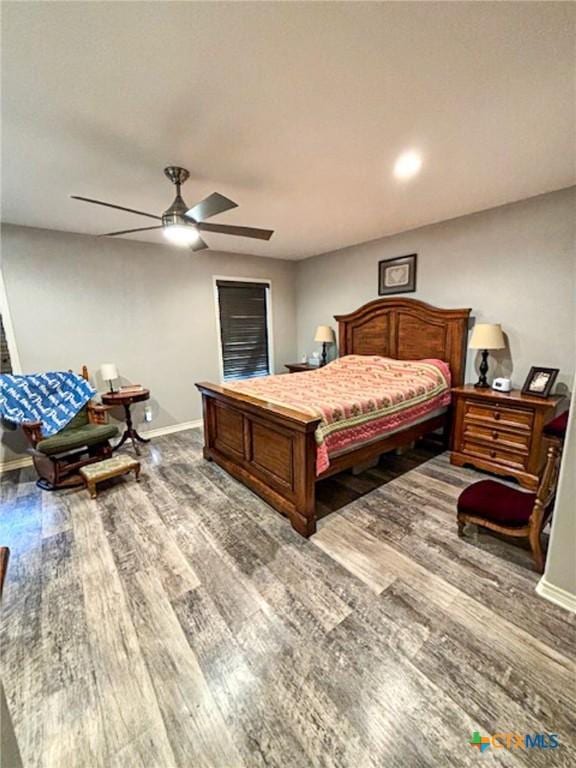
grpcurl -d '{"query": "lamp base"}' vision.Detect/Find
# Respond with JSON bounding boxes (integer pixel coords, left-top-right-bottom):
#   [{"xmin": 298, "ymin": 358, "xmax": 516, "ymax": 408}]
[
  {"xmin": 320, "ymin": 342, "xmax": 328, "ymax": 367},
  {"xmin": 474, "ymin": 349, "xmax": 490, "ymax": 388}
]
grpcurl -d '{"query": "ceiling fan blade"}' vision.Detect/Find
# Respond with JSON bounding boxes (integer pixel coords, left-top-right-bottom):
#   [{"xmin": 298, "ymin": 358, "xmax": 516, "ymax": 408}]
[
  {"xmin": 197, "ymin": 222, "xmax": 274, "ymax": 241},
  {"xmin": 98, "ymin": 226, "xmax": 163, "ymax": 237},
  {"xmin": 191, "ymin": 235, "xmax": 209, "ymax": 252},
  {"xmin": 71, "ymin": 195, "xmax": 161, "ymax": 221},
  {"xmin": 185, "ymin": 192, "xmax": 238, "ymax": 222}
]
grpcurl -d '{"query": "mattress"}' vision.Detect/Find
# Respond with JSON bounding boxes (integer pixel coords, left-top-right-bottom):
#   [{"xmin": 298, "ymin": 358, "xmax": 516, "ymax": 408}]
[{"xmin": 225, "ymin": 354, "xmax": 452, "ymax": 474}]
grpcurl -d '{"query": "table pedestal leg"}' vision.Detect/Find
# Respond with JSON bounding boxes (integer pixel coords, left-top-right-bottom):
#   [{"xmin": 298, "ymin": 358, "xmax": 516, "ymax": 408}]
[{"xmin": 113, "ymin": 403, "xmax": 150, "ymax": 455}]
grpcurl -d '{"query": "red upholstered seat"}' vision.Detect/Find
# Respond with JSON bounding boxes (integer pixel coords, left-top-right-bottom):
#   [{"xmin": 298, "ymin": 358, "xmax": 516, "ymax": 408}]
[
  {"xmin": 457, "ymin": 480, "xmax": 536, "ymax": 528},
  {"xmin": 544, "ymin": 410, "xmax": 569, "ymax": 439}
]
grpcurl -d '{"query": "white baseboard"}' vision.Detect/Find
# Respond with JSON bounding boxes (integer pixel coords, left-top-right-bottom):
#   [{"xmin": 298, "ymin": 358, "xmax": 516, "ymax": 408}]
[
  {"xmin": 0, "ymin": 455, "xmax": 33, "ymax": 473},
  {"xmin": 139, "ymin": 419, "xmax": 203, "ymax": 439},
  {"xmin": 536, "ymin": 576, "xmax": 576, "ymax": 614},
  {"xmin": 0, "ymin": 419, "xmax": 203, "ymax": 474}
]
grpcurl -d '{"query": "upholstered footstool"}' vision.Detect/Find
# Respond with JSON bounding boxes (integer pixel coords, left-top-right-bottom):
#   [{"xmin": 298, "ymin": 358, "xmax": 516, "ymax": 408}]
[{"xmin": 80, "ymin": 455, "xmax": 140, "ymax": 498}]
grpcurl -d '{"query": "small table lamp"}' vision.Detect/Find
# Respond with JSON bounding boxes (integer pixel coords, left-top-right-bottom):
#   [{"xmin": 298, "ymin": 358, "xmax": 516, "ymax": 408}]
[
  {"xmin": 100, "ymin": 363, "xmax": 119, "ymax": 393},
  {"xmin": 314, "ymin": 325, "xmax": 336, "ymax": 367},
  {"xmin": 469, "ymin": 324, "xmax": 505, "ymax": 388}
]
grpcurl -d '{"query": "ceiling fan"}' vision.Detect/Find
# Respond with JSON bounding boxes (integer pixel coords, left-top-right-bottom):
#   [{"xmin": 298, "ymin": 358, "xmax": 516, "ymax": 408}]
[{"xmin": 70, "ymin": 166, "xmax": 274, "ymax": 250}]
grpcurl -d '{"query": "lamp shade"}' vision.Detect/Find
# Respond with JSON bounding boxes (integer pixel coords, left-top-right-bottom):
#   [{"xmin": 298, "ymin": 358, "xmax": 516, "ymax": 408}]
[
  {"xmin": 469, "ymin": 324, "xmax": 505, "ymax": 350},
  {"xmin": 314, "ymin": 325, "xmax": 335, "ymax": 344},
  {"xmin": 100, "ymin": 363, "xmax": 118, "ymax": 382}
]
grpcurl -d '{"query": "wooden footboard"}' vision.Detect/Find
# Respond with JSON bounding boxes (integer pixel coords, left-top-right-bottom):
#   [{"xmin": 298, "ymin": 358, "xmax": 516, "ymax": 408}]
[
  {"xmin": 196, "ymin": 382, "xmax": 322, "ymax": 536},
  {"xmin": 196, "ymin": 382, "xmax": 449, "ymax": 536}
]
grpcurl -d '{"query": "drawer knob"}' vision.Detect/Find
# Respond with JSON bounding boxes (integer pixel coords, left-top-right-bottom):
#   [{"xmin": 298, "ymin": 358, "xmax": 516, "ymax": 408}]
[
  {"xmin": 490, "ymin": 450, "xmax": 497, "ymax": 458},
  {"xmin": 494, "ymin": 412, "xmax": 501, "ymax": 421},
  {"xmin": 492, "ymin": 431, "xmax": 499, "ymax": 440}
]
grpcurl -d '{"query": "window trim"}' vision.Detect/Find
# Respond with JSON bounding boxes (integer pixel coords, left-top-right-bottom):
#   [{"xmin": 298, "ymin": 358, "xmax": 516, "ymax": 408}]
[
  {"xmin": 0, "ymin": 266, "xmax": 22, "ymax": 374},
  {"xmin": 212, "ymin": 275, "xmax": 275, "ymax": 383}
]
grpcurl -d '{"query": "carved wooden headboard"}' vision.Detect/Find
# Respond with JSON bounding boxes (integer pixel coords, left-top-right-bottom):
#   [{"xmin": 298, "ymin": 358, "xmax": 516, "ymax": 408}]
[{"xmin": 335, "ymin": 298, "xmax": 471, "ymax": 386}]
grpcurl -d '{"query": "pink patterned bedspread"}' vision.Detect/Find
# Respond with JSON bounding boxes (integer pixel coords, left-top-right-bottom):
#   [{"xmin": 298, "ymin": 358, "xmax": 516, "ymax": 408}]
[{"xmin": 225, "ymin": 355, "xmax": 451, "ymax": 475}]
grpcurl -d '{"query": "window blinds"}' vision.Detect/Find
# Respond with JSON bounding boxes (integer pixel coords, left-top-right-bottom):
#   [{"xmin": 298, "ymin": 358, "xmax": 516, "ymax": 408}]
[{"xmin": 216, "ymin": 280, "xmax": 270, "ymax": 381}]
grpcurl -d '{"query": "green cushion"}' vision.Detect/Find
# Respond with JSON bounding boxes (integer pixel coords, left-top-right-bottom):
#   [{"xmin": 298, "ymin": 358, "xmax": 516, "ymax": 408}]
[
  {"xmin": 37, "ymin": 423, "xmax": 119, "ymax": 456},
  {"xmin": 66, "ymin": 406, "xmax": 89, "ymax": 430}
]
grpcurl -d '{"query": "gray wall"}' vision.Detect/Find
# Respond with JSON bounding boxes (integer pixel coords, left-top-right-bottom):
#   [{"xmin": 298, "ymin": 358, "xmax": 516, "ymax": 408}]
[
  {"xmin": 296, "ymin": 187, "xmax": 576, "ymax": 389},
  {"xmin": 0, "ymin": 224, "xmax": 297, "ymax": 462},
  {"xmin": 2, "ymin": 187, "xmax": 575, "ymax": 465}
]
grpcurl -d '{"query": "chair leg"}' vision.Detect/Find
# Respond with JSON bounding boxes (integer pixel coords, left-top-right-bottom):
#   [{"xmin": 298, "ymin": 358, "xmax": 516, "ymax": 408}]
[
  {"xmin": 32, "ymin": 454, "xmax": 56, "ymax": 487},
  {"xmin": 528, "ymin": 527, "xmax": 545, "ymax": 574}
]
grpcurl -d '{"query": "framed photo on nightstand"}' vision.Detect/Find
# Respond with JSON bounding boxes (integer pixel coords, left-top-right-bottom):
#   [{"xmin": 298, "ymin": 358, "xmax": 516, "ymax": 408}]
[
  {"xmin": 521, "ymin": 366, "xmax": 559, "ymax": 398},
  {"xmin": 378, "ymin": 254, "xmax": 417, "ymax": 296}
]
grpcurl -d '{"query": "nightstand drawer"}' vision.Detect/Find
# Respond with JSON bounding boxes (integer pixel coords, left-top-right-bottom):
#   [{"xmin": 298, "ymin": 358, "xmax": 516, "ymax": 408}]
[
  {"xmin": 462, "ymin": 422, "xmax": 530, "ymax": 453},
  {"xmin": 461, "ymin": 440, "xmax": 528, "ymax": 470},
  {"xmin": 451, "ymin": 386, "xmax": 563, "ymax": 490},
  {"xmin": 463, "ymin": 401, "xmax": 533, "ymax": 431}
]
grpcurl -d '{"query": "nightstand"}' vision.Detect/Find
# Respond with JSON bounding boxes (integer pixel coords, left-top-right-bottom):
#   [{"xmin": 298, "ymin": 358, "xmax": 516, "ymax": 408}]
[
  {"xmin": 450, "ymin": 386, "xmax": 564, "ymax": 489},
  {"xmin": 284, "ymin": 362, "xmax": 319, "ymax": 373}
]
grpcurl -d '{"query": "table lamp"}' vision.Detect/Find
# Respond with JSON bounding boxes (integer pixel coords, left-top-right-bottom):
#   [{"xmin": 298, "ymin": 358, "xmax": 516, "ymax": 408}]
[
  {"xmin": 314, "ymin": 325, "xmax": 336, "ymax": 367},
  {"xmin": 100, "ymin": 363, "xmax": 119, "ymax": 393},
  {"xmin": 469, "ymin": 324, "xmax": 505, "ymax": 388}
]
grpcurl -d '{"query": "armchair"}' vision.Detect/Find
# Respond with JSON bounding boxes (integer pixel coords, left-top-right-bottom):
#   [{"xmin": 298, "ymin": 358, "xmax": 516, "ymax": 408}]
[
  {"xmin": 457, "ymin": 441, "xmax": 561, "ymax": 573},
  {"xmin": 21, "ymin": 366, "xmax": 119, "ymax": 489}
]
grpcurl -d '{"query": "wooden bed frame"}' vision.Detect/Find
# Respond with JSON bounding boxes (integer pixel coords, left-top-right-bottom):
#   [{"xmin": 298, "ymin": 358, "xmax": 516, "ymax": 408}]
[{"xmin": 196, "ymin": 298, "xmax": 471, "ymax": 536}]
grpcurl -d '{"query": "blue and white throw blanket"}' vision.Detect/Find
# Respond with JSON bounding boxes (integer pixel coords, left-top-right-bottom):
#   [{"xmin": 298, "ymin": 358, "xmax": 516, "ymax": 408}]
[{"xmin": 0, "ymin": 371, "xmax": 96, "ymax": 437}]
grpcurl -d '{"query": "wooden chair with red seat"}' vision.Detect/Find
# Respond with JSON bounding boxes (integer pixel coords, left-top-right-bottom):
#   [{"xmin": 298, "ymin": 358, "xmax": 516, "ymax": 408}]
[
  {"xmin": 0, "ymin": 548, "xmax": 8, "ymax": 598},
  {"xmin": 456, "ymin": 441, "xmax": 561, "ymax": 573},
  {"xmin": 543, "ymin": 409, "xmax": 569, "ymax": 447}
]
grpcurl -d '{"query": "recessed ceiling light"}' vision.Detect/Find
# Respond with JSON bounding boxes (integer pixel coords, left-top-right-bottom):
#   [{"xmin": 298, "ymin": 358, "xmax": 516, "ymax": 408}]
[
  {"xmin": 394, "ymin": 151, "xmax": 422, "ymax": 180},
  {"xmin": 162, "ymin": 224, "xmax": 199, "ymax": 247}
]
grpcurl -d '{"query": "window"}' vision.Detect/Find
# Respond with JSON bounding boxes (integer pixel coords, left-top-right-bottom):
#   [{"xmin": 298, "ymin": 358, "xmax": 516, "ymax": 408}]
[
  {"xmin": 0, "ymin": 315, "xmax": 13, "ymax": 374},
  {"xmin": 215, "ymin": 279, "xmax": 272, "ymax": 381},
  {"xmin": 0, "ymin": 270, "xmax": 20, "ymax": 374}
]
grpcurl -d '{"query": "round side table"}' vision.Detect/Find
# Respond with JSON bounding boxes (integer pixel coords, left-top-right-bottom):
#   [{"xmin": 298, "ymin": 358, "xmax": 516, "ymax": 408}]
[{"xmin": 101, "ymin": 389, "xmax": 150, "ymax": 455}]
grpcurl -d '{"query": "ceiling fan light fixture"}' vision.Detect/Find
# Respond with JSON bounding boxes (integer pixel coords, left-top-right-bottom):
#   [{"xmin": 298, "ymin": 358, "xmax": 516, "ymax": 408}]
[
  {"xmin": 71, "ymin": 165, "xmax": 273, "ymax": 247},
  {"xmin": 162, "ymin": 223, "xmax": 199, "ymax": 246}
]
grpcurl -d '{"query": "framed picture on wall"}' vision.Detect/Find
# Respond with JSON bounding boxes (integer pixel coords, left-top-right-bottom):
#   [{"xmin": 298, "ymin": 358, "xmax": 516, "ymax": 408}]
[
  {"xmin": 521, "ymin": 366, "xmax": 559, "ymax": 398},
  {"xmin": 378, "ymin": 254, "xmax": 417, "ymax": 296}
]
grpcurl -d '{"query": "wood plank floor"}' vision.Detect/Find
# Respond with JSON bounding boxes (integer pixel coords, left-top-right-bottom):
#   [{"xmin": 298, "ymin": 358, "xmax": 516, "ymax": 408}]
[{"xmin": 1, "ymin": 429, "xmax": 574, "ymax": 767}]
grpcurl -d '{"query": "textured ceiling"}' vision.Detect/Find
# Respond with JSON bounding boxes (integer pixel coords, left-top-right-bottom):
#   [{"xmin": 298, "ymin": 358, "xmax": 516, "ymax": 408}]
[{"xmin": 2, "ymin": 1, "xmax": 574, "ymax": 260}]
